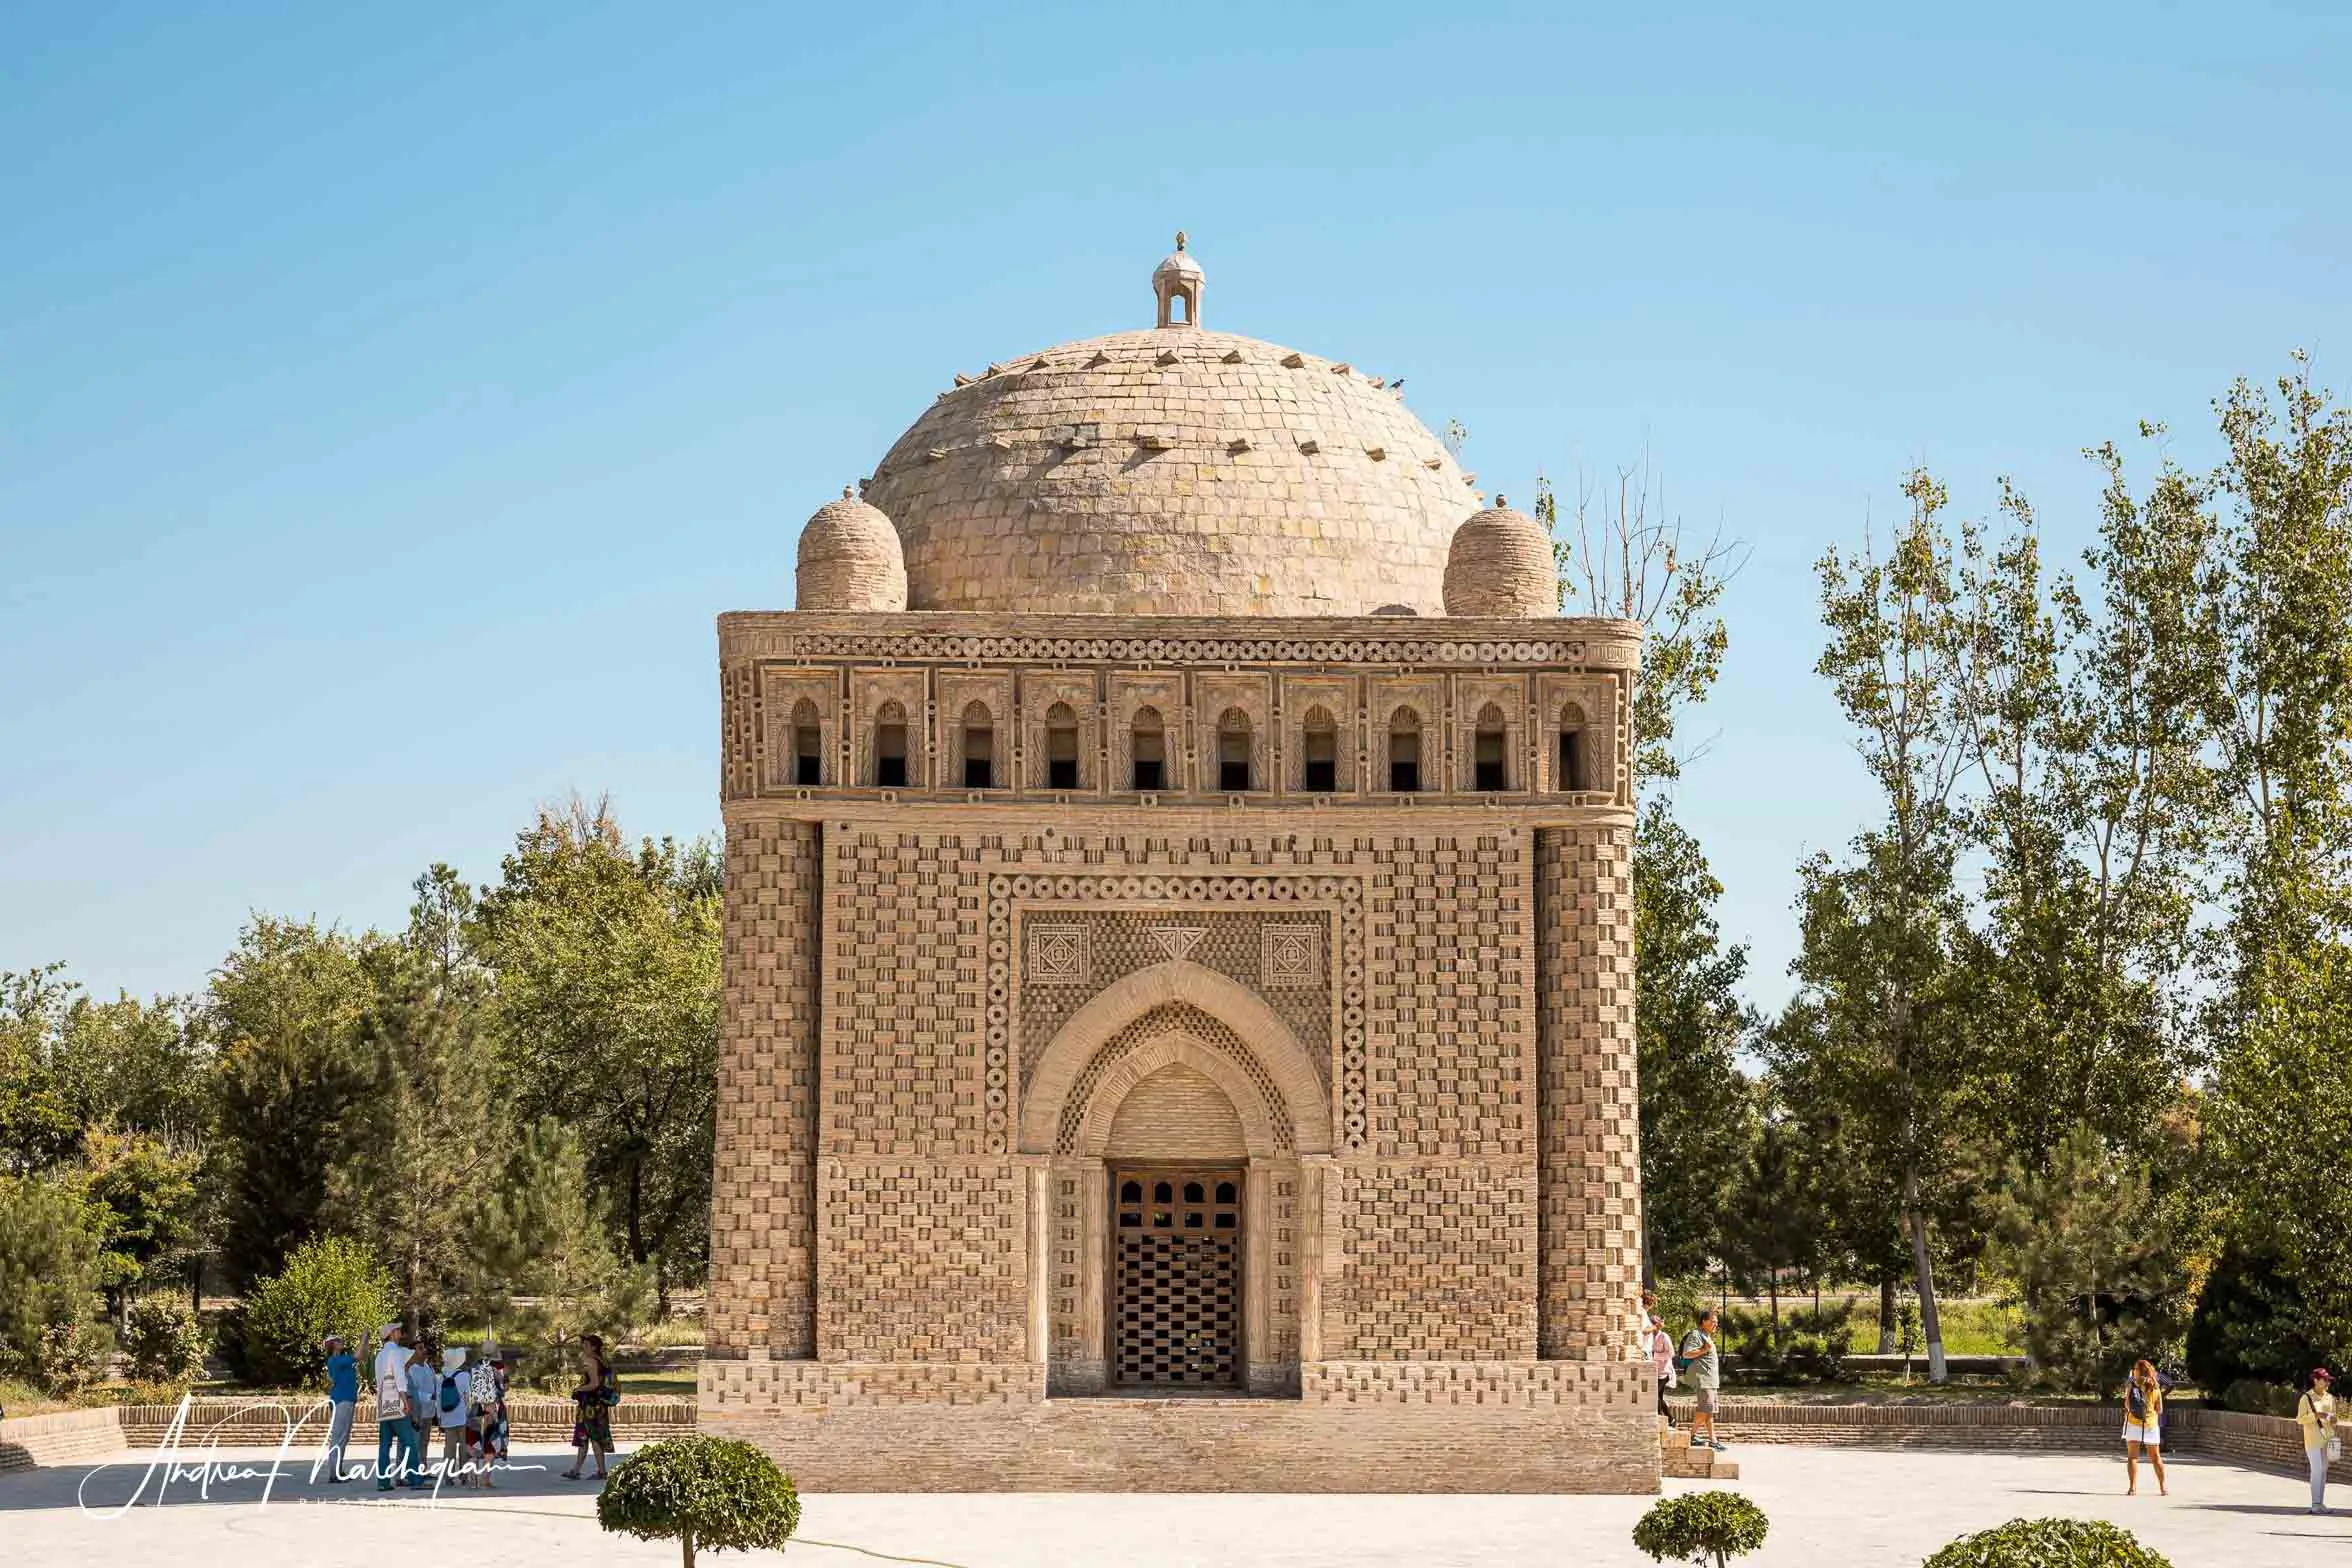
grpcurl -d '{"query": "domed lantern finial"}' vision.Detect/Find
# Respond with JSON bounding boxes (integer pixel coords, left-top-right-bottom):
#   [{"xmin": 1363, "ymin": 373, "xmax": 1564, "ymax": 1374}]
[{"xmin": 1153, "ymin": 231, "xmax": 1204, "ymax": 330}]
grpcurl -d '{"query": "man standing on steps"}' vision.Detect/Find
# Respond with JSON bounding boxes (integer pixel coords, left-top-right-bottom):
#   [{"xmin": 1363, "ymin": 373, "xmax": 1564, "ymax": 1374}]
[{"xmin": 1678, "ymin": 1308, "xmax": 1728, "ymax": 1453}]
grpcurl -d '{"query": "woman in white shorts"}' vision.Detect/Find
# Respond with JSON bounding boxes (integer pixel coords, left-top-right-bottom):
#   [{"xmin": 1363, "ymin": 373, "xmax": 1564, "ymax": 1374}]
[{"xmin": 2122, "ymin": 1359, "xmax": 2166, "ymax": 1496}]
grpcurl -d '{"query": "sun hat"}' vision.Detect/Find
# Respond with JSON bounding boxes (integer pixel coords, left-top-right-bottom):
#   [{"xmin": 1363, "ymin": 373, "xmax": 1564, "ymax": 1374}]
[
  {"xmin": 380, "ymin": 1322, "xmax": 404, "ymax": 1342},
  {"xmin": 442, "ymin": 1347, "xmax": 469, "ymax": 1374},
  {"xmin": 2317, "ymin": 1367, "xmax": 2334, "ymax": 1382},
  {"xmin": 478, "ymin": 1338, "xmax": 504, "ymax": 1364},
  {"xmin": 322, "ymin": 1332, "xmax": 344, "ymax": 1349}
]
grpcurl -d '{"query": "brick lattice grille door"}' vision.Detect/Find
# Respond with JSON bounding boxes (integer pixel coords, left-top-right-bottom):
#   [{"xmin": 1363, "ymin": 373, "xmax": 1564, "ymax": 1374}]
[{"xmin": 1111, "ymin": 1168, "xmax": 1243, "ymax": 1387}]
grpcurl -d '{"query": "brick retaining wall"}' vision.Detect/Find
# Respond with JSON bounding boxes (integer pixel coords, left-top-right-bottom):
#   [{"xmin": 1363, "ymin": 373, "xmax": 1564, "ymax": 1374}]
[
  {"xmin": 0, "ymin": 1407, "xmax": 127, "ymax": 1474},
  {"xmin": 112, "ymin": 1396, "xmax": 698, "ymax": 1448}
]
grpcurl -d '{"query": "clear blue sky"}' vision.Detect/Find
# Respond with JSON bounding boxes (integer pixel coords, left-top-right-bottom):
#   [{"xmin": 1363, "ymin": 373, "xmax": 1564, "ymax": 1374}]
[{"xmin": 4, "ymin": 2, "xmax": 2345, "ymax": 1012}]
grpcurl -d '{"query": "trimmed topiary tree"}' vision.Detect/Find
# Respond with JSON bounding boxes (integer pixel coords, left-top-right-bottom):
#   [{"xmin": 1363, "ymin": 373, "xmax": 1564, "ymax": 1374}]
[
  {"xmin": 597, "ymin": 1435, "xmax": 801, "ymax": 1568},
  {"xmin": 1633, "ymin": 1491, "xmax": 1770, "ymax": 1567},
  {"xmin": 1922, "ymin": 1518, "xmax": 2175, "ymax": 1568}
]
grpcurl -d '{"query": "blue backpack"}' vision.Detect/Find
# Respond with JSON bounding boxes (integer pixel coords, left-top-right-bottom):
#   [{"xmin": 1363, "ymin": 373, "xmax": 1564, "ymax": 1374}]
[{"xmin": 439, "ymin": 1374, "xmax": 463, "ymax": 1418}]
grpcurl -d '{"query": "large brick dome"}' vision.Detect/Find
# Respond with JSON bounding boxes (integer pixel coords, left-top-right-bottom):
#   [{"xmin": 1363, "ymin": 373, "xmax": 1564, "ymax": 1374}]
[{"xmin": 858, "ymin": 243, "xmax": 1484, "ymax": 616}]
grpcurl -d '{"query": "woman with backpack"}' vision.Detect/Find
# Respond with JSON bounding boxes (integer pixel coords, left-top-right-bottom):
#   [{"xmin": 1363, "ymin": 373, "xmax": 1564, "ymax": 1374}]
[
  {"xmin": 2122, "ymin": 1358, "xmax": 2166, "ymax": 1496},
  {"xmin": 433, "ymin": 1347, "xmax": 473, "ymax": 1485},
  {"xmin": 563, "ymin": 1333, "xmax": 620, "ymax": 1481}
]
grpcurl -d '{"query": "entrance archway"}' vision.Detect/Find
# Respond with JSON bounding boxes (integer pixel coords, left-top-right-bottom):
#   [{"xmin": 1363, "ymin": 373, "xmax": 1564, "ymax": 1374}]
[{"xmin": 1023, "ymin": 964, "xmax": 1329, "ymax": 1397}]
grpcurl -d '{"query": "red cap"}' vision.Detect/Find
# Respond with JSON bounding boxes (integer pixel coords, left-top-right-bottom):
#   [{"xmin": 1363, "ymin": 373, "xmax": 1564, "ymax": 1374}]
[{"xmin": 2316, "ymin": 1367, "xmax": 2334, "ymax": 1381}]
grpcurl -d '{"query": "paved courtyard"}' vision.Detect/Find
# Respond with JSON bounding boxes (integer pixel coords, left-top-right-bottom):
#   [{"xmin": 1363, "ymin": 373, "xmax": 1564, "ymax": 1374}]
[{"xmin": 3, "ymin": 1440, "xmax": 2340, "ymax": 1565}]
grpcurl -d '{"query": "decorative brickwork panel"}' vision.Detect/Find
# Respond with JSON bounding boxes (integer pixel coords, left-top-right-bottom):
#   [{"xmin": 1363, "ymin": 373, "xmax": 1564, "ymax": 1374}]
[
  {"xmin": 824, "ymin": 829, "xmax": 989, "ymax": 1155},
  {"xmin": 1303, "ymin": 1360, "xmax": 1643, "ymax": 1408},
  {"xmin": 1025, "ymin": 923, "xmax": 1089, "ymax": 986},
  {"xmin": 1016, "ymin": 907, "xmax": 1335, "ymax": 1092},
  {"xmin": 1535, "ymin": 826, "xmax": 1643, "ymax": 1360},
  {"xmin": 708, "ymin": 819, "xmax": 822, "ymax": 1357},
  {"xmin": 702, "ymin": 1358, "xmax": 1042, "ymax": 1411},
  {"xmin": 1328, "ymin": 1162, "xmax": 1537, "ymax": 1360},
  {"xmin": 818, "ymin": 1159, "xmax": 1029, "ymax": 1363},
  {"xmin": 1262, "ymin": 924, "xmax": 1322, "ymax": 988},
  {"xmin": 1361, "ymin": 831, "xmax": 1535, "ymax": 1159}
]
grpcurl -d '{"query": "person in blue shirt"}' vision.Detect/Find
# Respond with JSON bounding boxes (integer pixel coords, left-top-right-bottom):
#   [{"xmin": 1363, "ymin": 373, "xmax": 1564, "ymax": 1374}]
[{"xmin": 322, "ymin": 1333, "xmax": 358, "ymax": 1482}]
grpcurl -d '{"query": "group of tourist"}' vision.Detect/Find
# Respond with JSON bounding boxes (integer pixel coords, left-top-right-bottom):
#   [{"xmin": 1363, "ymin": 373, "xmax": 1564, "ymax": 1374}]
[{"xmin": 315, "ymin": 1322, "xmax": 622, "ymax": 1489}]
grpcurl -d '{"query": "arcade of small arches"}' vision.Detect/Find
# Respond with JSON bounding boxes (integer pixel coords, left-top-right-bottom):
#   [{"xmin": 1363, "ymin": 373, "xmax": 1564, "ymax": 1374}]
[{"xmin": 774, "ymin": 690, "xmax": 1604, "ymax": 797}]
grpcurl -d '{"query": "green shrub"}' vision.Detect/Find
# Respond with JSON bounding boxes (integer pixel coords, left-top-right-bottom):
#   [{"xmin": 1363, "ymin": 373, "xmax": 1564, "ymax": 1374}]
[
  {"xmin": 1632, "ymin": 1491, "xmax": 1769, "ymax": 1567},
  {"xmin": 240, "ymin": 1235, "xmax": 395, "ymax": 1388},
  {"xmin": 2219, "ymin": 1377, "xmax": 2297, "ymax": 1417},
  {"xmin": 2187, "ymin": 1240, "xmax": 2319, "ymax": 1393},
  {"xmin": 597, "ymin": 1435, "xmax": 801, "ymax": 1568},
  {"xmin": 0, "ymin": 1173, "xmax": 108, "ymax": 1392},
  {"xmin": 1922, "ymin": 1518, "xmax": 2175, "ymax": 1567},
  {"xmin": 122, "ymin": 1296, "xmax": 207, "ymax": 1384}
]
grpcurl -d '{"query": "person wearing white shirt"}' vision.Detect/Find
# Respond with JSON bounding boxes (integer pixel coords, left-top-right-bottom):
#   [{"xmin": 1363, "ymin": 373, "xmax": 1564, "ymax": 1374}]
[{"xmin": 371, "ymin": 1323, "xmax": 426, "ymax": 1491}]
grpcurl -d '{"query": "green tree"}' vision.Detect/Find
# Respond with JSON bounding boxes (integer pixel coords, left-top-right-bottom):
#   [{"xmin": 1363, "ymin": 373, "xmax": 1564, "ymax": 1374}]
[
  {"xmin": 76, "ymin": 1127, "xmax": 202, "ymax": 1321},
  {"xmin": 1947, "ymin": 463, "xmax": 2209, "ymax": 1177},
  {"xmin": 1631, "ymin": 1491, "xmax": 1769, "ymax": 1568},
  {"xmin": 1634, "ymin": 804, "xmax": 1760, "ymax": 1279},
  {"xmin": 1799, "ymin": 471, "xmax": 1979, "ymax": 1380},
  {"xmin": 325, "ymin": 870, "xmax": 498, "ymax": 1321},
  {"xmin": 597, "ymin": 1435, "xmax": 803, "ymax": 1568},
  {"xmin": 2196, "ymin": 359, "xmax": 2352, "ymax": 1366},
  {"xmin": 0, "ymin": 1172, "xmax": 107, "ymax": 1390},
  {"xmin": 239, "ymin": 1233, "xmax": 396, "ymax": 1390},
  {"xmin": 207, "ymin": 918, "xmax": 373, "ymax": 1286},
  {"xmin": 472, "ymin": 798, "xmax": 721, "ymax": 1294},
  {"xmin": 0, "ymin": 966, "xmax": 90, "ymax": 1175},
  {"xmin": 462, "ymin": 1117, "xmax": 653, "ymax": 1386},
  {"xmin": 1992, "ymin": 1125, "xmax": 2188, "ymax": 1390}
]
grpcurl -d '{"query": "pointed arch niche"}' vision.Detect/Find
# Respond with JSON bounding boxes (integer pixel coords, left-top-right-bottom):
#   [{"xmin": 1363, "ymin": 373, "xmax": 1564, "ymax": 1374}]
[{"xmin": 1022, "ymin": 962, "xmax": 1330, "ymax": 1398}]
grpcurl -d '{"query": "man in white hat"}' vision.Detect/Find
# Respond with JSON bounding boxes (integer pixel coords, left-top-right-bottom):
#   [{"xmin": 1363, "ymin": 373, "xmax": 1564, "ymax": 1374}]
[
  {"xmin": 432, "ymin": 1347, "xmax": 474, "ymax": 1486},
  {"xmin": 321, "ymin": 1332, "xmax": 359, "ymax": 1482},
  {"xmin": 372, "ymin": 1321, "xmax": 426, "ymax": 1491}
]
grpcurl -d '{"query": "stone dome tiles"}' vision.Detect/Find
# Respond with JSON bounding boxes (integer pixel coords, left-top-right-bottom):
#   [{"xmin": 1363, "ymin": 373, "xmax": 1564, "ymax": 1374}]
[{"xmin": 861, "ymin": 328, "xmax": 1483, "ymax": 617}]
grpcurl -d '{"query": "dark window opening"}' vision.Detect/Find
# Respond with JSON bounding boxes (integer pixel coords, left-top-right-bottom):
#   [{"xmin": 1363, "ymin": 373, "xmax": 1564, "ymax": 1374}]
[
  {"xmin": 1389, "ymin": 711, "xmax": 1422, "ymax": 793},
  {"xmin": 1047, "ymin": 705, "xmax": 1080, "ymax": 791},
  {"xmin": 1218, "ymin": 711, "xmax": 1253, "ymax": 792},
  {"xmin": 792, "ymin": 702, "xmax": 823, "ymax": 787},
  {"xmin": 1132, "ymin": 708, "xmax": 1166, "ymax": 792},
  {"xmin": 1303, "ymin": 711, "xmax": 1338, "ymax": 792},
  {"xmin": 1474, "ymin": 709, "xmax": 1508, "ymax": 792},
  {"xmin": 1558, "ymin": 730, "xmax": 1582, "ymax": 791},
  {"xmin": 876, "ymin": 713, "xmax": 908, "ymax": 788},
  {"xmin": 961, "ymin": 705, "xmax": 995, "ymax": 790}
]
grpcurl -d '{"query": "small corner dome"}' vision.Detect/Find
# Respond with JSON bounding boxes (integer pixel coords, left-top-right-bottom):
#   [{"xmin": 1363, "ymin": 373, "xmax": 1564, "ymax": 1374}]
[
  {"xmin": 797, "ymin": 486, "xmax": 908, "ymax": 612},
  {"xmin": 1442, "ymin": 496, "xmax": 1555, "ymax": 618}
]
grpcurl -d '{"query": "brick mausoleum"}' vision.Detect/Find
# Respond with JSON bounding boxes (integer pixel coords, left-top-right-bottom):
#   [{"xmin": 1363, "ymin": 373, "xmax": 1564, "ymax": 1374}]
[{"xmin": 697, "ymin": 237, "xmax": 1654, "ymax": 1492}]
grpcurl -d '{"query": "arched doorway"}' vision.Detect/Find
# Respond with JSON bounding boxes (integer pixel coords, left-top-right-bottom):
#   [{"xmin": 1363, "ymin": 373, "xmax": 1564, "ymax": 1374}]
[
  {"xmin": 1106, "ymin": 1066, "xmax": 1248, "ymax": 1388},
  {"xmin": 1021, "ymin": 964, "xmax": 1332, "ymax": 1398}
]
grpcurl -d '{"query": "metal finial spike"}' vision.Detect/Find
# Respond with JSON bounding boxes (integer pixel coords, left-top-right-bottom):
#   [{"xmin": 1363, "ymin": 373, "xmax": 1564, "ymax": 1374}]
[
  {"xmin": 842, "ymin": 484, "xmax": 855, "ymax": 499},
  {"xmin": 1496, "ymin": 494, "xmax": 1508, "ymax": 508},
  {"xmin": 1175, "ymin": 230, "xmax": 1187, "ymax": 251}
]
